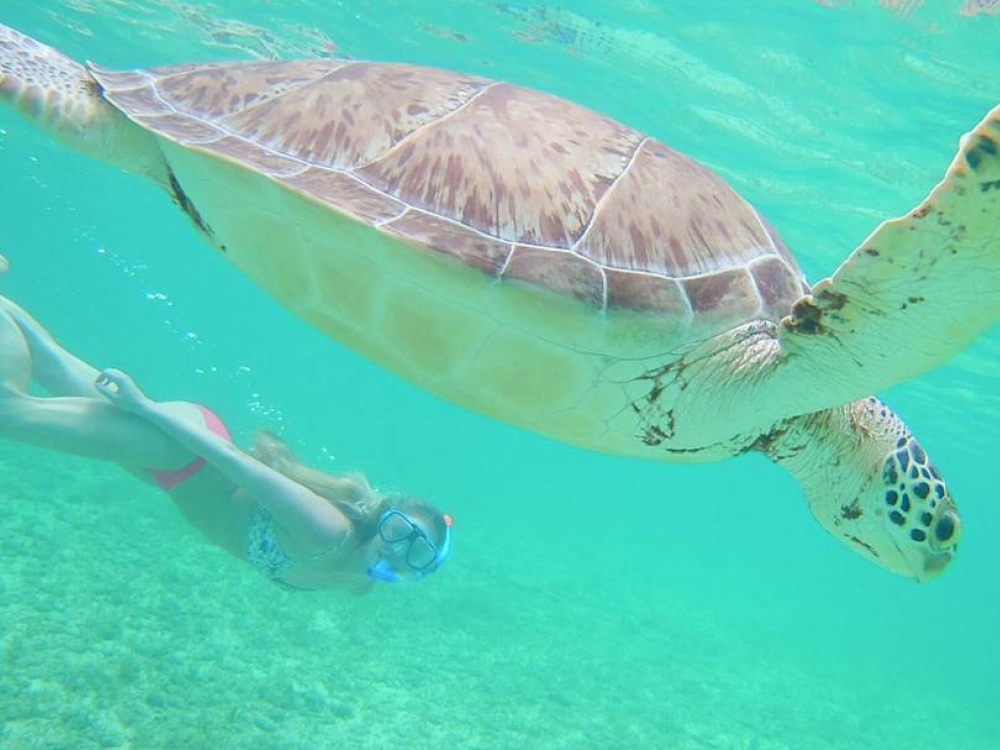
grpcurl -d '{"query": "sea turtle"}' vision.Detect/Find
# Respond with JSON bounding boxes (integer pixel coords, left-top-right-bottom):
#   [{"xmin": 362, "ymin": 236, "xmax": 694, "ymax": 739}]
[{"xmin": 2, "ymin": 23, "xmax": 997, "ymax": 582}]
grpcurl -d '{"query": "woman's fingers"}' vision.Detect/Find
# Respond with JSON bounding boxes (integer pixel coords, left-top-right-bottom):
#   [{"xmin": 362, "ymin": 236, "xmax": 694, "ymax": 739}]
[
  {"xmin": 94, "ymin": 368, "xmax": 149, "ymax": 414},
  {"xmin": 95, "ymin": 368, "xmax": 129, "ymax": 398}
]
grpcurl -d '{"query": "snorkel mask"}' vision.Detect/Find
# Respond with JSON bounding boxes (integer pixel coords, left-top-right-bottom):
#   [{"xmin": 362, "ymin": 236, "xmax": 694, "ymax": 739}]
[{"xmin": 367, "ymin": 509, "xmax": 453, "ymax": 583}]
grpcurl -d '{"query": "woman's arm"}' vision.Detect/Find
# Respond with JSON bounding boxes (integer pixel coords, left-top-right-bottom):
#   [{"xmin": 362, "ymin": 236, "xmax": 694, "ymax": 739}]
[{"xmin": 96, "ymin": 368, "xmax": 350, "ymax": 550}]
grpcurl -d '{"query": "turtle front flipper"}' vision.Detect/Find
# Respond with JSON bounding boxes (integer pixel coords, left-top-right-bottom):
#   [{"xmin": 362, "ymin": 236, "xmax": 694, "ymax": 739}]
[
  {"xmin": 775, "ymin": 102, "xmax": 1000, "ymax": 410},
  {"xmin": 0, "ymin": 24, "xmax": 163, "ymax": 180}
]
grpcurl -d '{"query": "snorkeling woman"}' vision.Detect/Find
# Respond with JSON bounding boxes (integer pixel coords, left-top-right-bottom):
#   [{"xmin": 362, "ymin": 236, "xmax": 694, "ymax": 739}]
[{"xmin": 0, "ymin": 255, "xmax": 452, "ymax": 593}]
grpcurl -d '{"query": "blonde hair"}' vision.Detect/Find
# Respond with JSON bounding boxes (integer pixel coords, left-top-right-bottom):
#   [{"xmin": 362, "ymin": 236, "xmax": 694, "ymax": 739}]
[{"xmin": 251, "ymin": 430, "xmax": 388, "ymax": 541}]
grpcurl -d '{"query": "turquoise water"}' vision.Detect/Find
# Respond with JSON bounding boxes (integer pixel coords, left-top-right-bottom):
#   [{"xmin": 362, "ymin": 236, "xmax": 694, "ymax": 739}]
[{"xmin": 1, "ymin": 1, "xmax": 999, "ymax": 747}]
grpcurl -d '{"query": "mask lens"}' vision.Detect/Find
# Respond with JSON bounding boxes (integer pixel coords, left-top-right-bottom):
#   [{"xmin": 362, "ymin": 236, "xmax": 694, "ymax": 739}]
[
  {"xmin": 407, "ymin": 536, "xmax": 437, "ymax": 570},
  {"xmin": 380, "ymin": 512, "xmax": 415, "ymax": 543}
]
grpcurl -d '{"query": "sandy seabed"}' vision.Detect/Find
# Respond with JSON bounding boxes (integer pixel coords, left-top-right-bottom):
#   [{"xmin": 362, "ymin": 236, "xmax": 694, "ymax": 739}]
[{"xmin": 1, "ymin": 441, "xmax": 995, "ymax": 750}]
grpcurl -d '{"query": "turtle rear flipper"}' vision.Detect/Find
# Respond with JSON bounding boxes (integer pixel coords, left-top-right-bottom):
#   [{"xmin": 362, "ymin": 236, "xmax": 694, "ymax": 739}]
[
  {"xmin": 776, "ymin": 103, "xmax": 1000, "ymax": 410},
  {"xmin": 0, "ymin": 23, "xmax": 163, "ymax": 179}
]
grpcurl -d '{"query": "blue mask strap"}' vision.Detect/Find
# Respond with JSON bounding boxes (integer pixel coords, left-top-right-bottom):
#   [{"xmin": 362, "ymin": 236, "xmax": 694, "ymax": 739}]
[{"xmin": 429, "ymin": 519, "xmax": 452, "ymax": 571}]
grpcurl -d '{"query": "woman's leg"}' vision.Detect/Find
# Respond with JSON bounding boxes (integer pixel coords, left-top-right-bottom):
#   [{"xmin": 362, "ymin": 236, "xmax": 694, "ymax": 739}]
[
  {"xmin": 0, "ymin": 302, "xmax": 201, "ymax": 468},
  {"xmin": 0, "ymin": 291, "xmax": 32, "ymax": 396},
  {"xmin": 0, "ymin": 295, "xmax": 102, "ymax": 397},
  {"xmin": 0, "ymin": 254, "xmax": 99, "ymax": 397}
]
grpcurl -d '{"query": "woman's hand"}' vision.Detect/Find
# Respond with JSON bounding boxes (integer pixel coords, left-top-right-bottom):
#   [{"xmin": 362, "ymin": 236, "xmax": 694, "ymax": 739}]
[{"xmin": 95, "ymin": 368, "xmax": 153, "ymax": 415}]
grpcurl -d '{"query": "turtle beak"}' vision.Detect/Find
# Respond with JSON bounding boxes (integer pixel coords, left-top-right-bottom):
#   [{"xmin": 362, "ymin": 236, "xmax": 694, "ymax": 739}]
[{"xmin": 917, "ymin": 550, "xmax": 954, "ymax": 582}]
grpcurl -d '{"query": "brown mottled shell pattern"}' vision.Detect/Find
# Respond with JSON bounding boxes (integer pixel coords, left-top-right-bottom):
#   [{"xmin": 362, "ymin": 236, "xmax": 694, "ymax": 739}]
[{"xmin": 91, "ymin": 59, "xmax": 809, "ymax": 324}]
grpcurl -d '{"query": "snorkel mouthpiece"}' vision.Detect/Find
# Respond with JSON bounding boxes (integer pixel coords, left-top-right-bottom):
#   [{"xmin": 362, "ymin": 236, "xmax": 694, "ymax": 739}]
[{"xmin": 367, "ymin": 559, "xmax": 403, "ymax": 583}]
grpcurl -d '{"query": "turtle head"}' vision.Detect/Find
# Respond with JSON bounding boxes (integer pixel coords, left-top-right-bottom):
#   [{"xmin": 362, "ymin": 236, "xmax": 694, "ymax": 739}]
[
  {"xmin": 874, "ymin": 428, "xmax": 961, "ymax": 580},
  {"xmin": 761, "ymin": 397, "xmax": 961, "ymax": 581}
]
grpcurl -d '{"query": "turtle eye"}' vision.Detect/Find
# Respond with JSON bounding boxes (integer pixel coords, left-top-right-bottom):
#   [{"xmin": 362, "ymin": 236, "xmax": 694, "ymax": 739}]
[{"xmin": 932, "ymin": 511, "xmax": 960, "ymax": 550}]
